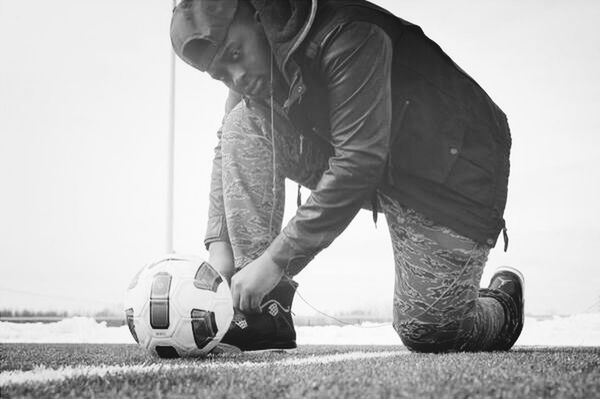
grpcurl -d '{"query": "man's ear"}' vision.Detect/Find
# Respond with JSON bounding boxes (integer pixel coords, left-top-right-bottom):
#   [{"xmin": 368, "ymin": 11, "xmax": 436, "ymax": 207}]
[{"xmin": 253, "ymin": 10, "xmax": 261, "ymax": 23}]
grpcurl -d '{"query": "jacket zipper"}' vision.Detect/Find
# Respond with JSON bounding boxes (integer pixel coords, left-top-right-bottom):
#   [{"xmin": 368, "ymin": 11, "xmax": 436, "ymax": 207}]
[
  {"xmin": 282, "ymin": 0, "xmax": 318, "ymax": 80},
  {"xmin": 397, "ymin": 100, "xmax": 411, "ymax": 126}
]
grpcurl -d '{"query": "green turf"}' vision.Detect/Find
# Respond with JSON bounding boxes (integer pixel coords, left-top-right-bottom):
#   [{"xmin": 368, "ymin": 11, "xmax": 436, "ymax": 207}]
[{"xmin": 1, "ymin": 344, "xmax": 599, "ymax": 398}]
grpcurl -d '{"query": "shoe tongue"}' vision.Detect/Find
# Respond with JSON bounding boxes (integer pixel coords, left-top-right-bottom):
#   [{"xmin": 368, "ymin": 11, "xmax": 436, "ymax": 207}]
[{"xmin": 261, "ymin": 279, "xmax": 297, "ymax": 308}]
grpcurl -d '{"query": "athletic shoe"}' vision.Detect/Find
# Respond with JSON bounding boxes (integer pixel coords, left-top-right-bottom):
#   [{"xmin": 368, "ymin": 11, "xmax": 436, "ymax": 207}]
[
  {"xmin": 219, "ymin": 278, "xmax": 298, "ymax": 351},
  {"xmin": 487, "ymin": 266, "xmax": 525, "ymax": 350}
]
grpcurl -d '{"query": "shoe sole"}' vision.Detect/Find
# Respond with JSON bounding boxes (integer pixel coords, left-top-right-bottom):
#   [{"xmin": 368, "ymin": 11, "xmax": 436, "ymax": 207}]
[
  {"xmin": 212, "ymin": 343, "xmax": 297, "ymax": 355},
  {"xmin": 242, "ymin": 348, "xmax": 299, "ymax": 354},
  {"xmin": 236, "ymin": 341, "xmax": 297, "ymax": 352},
  {"xmin": 211, "ymin": 342, "xmax": 243, "ymax": 355}
]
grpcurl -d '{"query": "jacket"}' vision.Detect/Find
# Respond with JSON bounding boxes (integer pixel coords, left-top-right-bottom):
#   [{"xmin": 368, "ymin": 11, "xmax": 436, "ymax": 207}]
[{"xmin": 209, "ymin": 0, "xmax": 511, "ymax": 276}]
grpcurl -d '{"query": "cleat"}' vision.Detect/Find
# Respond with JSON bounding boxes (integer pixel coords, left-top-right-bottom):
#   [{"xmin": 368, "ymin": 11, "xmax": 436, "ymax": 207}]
[
  {"xmin": 486, "ymin": 266, "xmax": 525, "ymax": 350},
  {"xmin": 220, "ymin": 278, "xmax": 298, "ymax": 351}
]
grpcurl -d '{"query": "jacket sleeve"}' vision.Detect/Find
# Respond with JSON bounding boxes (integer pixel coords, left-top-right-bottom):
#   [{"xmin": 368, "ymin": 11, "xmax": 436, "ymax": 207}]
[
  {"xmin": 265, "ymin": 22, "xmax": 393, "ymax": 275},
  {"xmin": 204, "ymin": 89, "xmax": 243, "ymax": 249}
]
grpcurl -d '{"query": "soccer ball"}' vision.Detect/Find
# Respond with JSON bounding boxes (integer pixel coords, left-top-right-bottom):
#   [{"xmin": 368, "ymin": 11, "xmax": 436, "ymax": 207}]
[{"xmin": 124, "ymin": 255, "xmax": 234, "ymax": 358}]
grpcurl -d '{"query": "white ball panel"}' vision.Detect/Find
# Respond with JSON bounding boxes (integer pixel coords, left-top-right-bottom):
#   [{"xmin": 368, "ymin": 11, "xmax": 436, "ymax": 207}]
[{"xmin": 123, "ymin": 254, "xmax": 234, "ymax": 358}]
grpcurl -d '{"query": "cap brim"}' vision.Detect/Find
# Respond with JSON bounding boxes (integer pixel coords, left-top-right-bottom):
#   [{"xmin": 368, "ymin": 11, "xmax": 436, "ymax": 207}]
[{"xmin": 181, "ymin": 37, "xmax": 219, "ymax": 72}]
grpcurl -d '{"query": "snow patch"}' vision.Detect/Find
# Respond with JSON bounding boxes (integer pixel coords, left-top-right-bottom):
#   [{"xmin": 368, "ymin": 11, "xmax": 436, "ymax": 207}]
[
  {"xmin": 0, "ymin": 317, "xmax": 134, "ymax": 344},
  {"xmin": 0, "ymin": 314, "xmax": 599, "ymax": 346}
]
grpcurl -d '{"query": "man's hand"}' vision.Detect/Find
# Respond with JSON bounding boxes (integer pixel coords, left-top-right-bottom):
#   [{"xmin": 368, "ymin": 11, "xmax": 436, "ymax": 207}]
[
  {"xmin": 230, "ymin": 253, "xmax": 284, "ymax": 313},
  {"xmin": 208, "ymin": 242, "xmax": 235, "ymax": 284}
]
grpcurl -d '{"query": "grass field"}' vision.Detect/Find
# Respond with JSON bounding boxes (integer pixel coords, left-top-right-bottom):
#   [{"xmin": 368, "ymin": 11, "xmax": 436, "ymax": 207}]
[{"xmin": 1, "ymin": 344, "xmax": 599, "ymax": 398}]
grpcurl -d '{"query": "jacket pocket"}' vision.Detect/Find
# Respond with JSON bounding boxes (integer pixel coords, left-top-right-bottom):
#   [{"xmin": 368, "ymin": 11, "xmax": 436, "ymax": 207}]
[
  {"xmin": 391, "ymin": 98, "xmax": 465, "ymax": 184},
  {"xmin": 443, "ymin": 119, "xmax": 499, "ymax": 206},
  {"xmin": 444, "ymin": 155, "xmax": 495, "ymax": 206}
]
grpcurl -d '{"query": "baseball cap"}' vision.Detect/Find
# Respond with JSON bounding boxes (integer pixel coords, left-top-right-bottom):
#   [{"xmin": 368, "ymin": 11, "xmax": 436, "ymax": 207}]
[{"xmin": 170, "ymin": 0, "xmax": 239, "ymax": 71}]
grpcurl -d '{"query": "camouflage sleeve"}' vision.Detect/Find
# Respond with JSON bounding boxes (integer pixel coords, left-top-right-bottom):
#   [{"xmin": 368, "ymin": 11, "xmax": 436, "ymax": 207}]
[
  {"xmin": 204, "ymin": 90, "xmax": 243, "ymax": 249},
  {"xmin": 204, "ymin": 127, "xmax": 230, "ymax": 249}
]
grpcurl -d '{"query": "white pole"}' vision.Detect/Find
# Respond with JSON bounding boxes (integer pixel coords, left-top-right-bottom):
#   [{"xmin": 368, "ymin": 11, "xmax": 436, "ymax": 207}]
[{"xmin": 166, "ymin": 0, "xmax": 177, "ymax": 254}]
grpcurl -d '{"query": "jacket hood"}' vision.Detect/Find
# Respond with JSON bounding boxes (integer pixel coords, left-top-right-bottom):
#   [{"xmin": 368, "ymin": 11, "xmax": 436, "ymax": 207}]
[{"xmin": 249, "ymin": 0, "xmax": 317, "ymax": 84}]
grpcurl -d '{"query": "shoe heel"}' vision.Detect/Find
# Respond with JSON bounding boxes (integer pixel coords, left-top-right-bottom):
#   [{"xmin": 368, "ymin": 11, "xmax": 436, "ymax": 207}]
[{"xmin": 494, "ymin": 265, "xmax": 524, "ymax": 287}]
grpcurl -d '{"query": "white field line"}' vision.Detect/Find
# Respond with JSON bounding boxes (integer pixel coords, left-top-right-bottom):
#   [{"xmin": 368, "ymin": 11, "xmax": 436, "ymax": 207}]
[{"xmin": 0, "ymin": 350, "xmax": 406, "ymax": 386}]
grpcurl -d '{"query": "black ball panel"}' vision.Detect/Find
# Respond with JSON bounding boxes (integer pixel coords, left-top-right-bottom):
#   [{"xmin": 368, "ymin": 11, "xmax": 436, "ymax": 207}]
[
  {"xmin": 193, "ymin": 262, "xmax": 222, "ymax": 292},
  {"xmin": 155, "ymin": 346, "xmax": 180, "ymax": 359},
  {"xmin": 191, "ymin": 309, "xmax": 218, "ymax": 349},
  {"xmin": 125, "ymin": 308, "xmax": 139, "ymax": 343}
]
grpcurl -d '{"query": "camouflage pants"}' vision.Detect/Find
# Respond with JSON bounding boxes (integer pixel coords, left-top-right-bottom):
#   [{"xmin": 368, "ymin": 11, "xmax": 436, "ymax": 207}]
[{"xmin": 207, "ymin": 100, "xmax": 506, "ymax": 352}]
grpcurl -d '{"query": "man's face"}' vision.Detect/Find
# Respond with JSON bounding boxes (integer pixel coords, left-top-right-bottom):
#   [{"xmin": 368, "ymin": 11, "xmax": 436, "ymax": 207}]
[{"xmin": 207, "ymin": 9, "xmax": 272, "ymax": 98}]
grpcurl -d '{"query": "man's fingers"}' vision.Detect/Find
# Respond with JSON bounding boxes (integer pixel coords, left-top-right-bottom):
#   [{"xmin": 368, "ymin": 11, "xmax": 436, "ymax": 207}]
[
  {"xmin": 239, "ymin": 291, "xmax": 252, "ymax": 313},
  {"xmin": 231, "ymin": 276, "xmax": 250, "ymax": 313},
  {"xmin": 231, "ymin": 279, "xmax": 241, "ymax": 311},
  {"xmin": 250, "ymin": 294, "xmax": 263, "ymax": 314},
  {"xmin": 240, "ymin": 292, "xmax": 262, "ymax": 314},
  {"xmin": 229, "ymin": 265, "xmax": 270, "ymax": 314}
]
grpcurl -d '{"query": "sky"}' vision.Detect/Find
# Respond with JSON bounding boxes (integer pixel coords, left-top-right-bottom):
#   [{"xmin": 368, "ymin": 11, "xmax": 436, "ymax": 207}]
[{"xmin": 0, "ymin": 0, "xmax": 599, "ymax": 316}]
